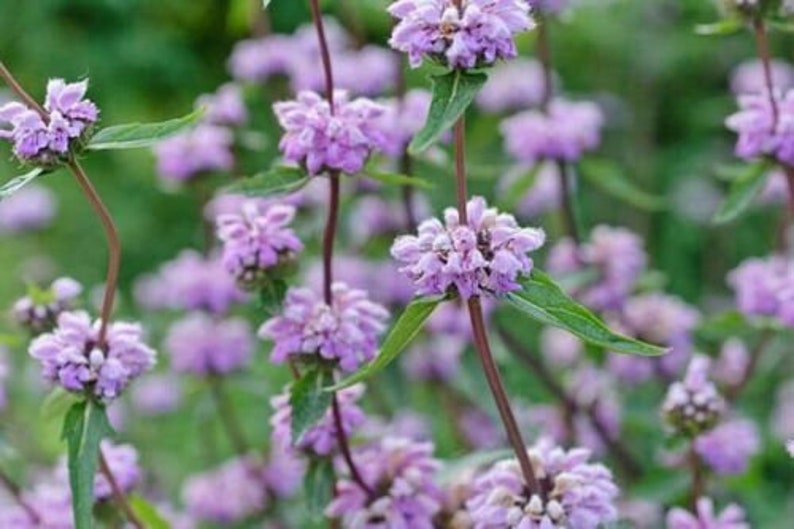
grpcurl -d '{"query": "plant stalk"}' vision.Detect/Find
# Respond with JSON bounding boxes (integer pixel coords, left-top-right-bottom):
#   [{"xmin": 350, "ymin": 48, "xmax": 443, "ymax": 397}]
[
  {"xmin": 0, "ymin": 469, "xmax": 40, "ymax": 523},
  {"xmin": 99, "ymin": 450, "xmax": 144, "ymax": 529}
]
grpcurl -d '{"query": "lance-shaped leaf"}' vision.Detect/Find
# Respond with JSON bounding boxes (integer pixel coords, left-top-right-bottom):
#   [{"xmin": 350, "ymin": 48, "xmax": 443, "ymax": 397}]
[
  {"xmin": 62, "ymin": 400, "xmax": 113, "ymax": 529},
  {"xmin": 695, "ymin": 18, "xmax": 744, "ymax": 36},
  {"xmin": 408, "ymin": 70, "xmax": 488, "ymax": 155},
  {"xmin": 712, "ymin": 159, "xmax": 772, "ymax": 224},
  {"xmin": 222, "ymin": 166, "xmax": 310, "ymax": 197},
  {"xmin": 365, "ymin": 169, "xmax": 433, "ymax": 189},
  {"xmin": 289, "ymin": 367, "xmax": 334, "ymax": 444},
  {"xmin": 329, "ymin": 295, "xmax": 447, "ymax": 390},
  {"xmin": 0, "ymin": 168, "xmax": 45, "ymax": 202},
  {"xmin": 304, "ymin": 457, "xmax": 335, "ymax": 522},
  {"xmin": 579, "ymin": 159, "xmax": 666, "ymax": 211},
  {"xmin": 129, "ymin": 495, "xmax": 171, "ymax": 529},
  {"xmin": 86, "ymin": 108, "xmax": 204, "ymax": 150},
  {"xmin": 506, "ymin": 271, "xmax": 666, "ymax": 357}
]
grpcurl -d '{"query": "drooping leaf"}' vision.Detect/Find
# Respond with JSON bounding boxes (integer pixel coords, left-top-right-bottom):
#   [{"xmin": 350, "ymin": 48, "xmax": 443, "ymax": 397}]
[
  {"xmin": 712, "ymin": 159, "xmax": 772, "ymax": 224},
  {"xmin": 365, "ymin": 169, "xmax": 433, "ymax": 189},
  {"xmin": 86, "ymin": 109, "xmax": 204, "ymax": 150},
  {"xmin": 61, "ymin": 400, "xmax": 113, "ymax": 529},
  {"xmin": 695, "ymin": 18, "xmax": 744, "ymax": 36},
  {"xmin": 129, "ymin": 495, "xmax": 171, "ymax": 529},
  {"xmin": 289, "ymin": 367, "xmax": 334, "ymax": 444},
  {"xmin": 222, "ymin": 166, "xmax": 310, "ymax": 197},
  {"xmin": 304, "ymin": 457, "xmax": 335, "ymax": 522},
  {"xmin": 506, "ymin": 271, "xmax": 667, "ymax": 357},
  {"xmin": 0, "ymin": 168, "xmax": 45, "ymax": 202},
  {"xmin": 329, "ymin": 295, "xmax": 447, "ymax": 390},
  {"xmin": 408, "ymin": 70, "xmax": 488, "ymax": 154},
  {"xmin": 579, "ymin": 159, "xmax": 666, "ymax": 211}
]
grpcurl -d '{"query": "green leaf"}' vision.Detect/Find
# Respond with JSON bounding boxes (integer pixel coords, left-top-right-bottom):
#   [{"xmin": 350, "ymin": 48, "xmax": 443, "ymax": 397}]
[
  {"xmin": 222, "ymin": 166, "xmax": 310, "ymax": 197},
  {"xmin": 365, "ymin": 169, "xmax": 433, "ymax": 190},
  {"xmin": 42, "ymin": 388, "xmax": 82, "ymax": 421},
  {"xmin": 86, "ymin": 109, "xmax": 204, "ymax": 150},
  {"xmin": 329, "ymin": 295, "xmax": 447, "ymax": 390},
  {"xmin": 61, "ymin": 400, "xmax": 113, "ymax": 529},
  {"xmin": 129, "ymin": 495, "xmax": 171, "ymax": 529},
  {"xmin": 304, "ymin": 457, "xmax": 335, "ymax": 522},
  {"xmin": 260, "ymin": 278, "xmax": 288, "ymax": 317},
  {"xmin": 506, "ymin": 271, "xmax": 667, "ymax": 357},
  {"xmin": 579, "ymin": 159, "xmax": 666, "ymax": 211},
  {"xmin": 408, "ymin": 70, "xmax": 488, "ymax": 155},
  {"xmin": 695, "ymin": 18, "xmax": 744, "ymax": 36},
  {"xmin": 289, "ymin": 367, "xmax": 334, "ymax": 445},
  {"xmin": 0, "ymin": 168, "xmax": 45, "ymax": 202},
  {"xmin": 712, "ymin": 159, "xmax": 772, "ymax": 224}
]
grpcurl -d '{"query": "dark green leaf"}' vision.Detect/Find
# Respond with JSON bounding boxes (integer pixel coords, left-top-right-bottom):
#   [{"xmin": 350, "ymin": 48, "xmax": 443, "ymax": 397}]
[
  {"xmin": 579, "ymin": 159, "xmax": 666, "ymax": 211},
  {"xmin": 260, "ymin": 278, "xmax": 288, "ymax": 317},
  {"xmin": 289, "ymin": 367, "xmax": 334, "ymax": 444},
  {"xmin": 330, "ymin": 295, "xmax": 447, "ymax": 390},
  {"xmin": 0, "ymin": 168, "xmax": 45, "ymax": 202},
  {"xmin": 695, "ymin": 18, "xmax": 744, "ymax": 36},
  {"xmin": 408, "ymin": 70, "xmax": 488, "ymax": 154},
  {"xmin": 712, "ymin": 159, "xmax": 772, "ymax": 224},
  {"xmin": 129, "ymin": 495, "xmax": 171, "ymax": 529},
  {"xmin": 365, "ymin": 169, "xmax": 433, "ymax": 189},
  {"xmin": 304, "ymin": 457, "xmax": 335, "ymax": 522},
  {"xmin": 42, "ymin": 388, "xmax": 82, "ymax": 421},
  {"xmin": 222, "ymin": 166, "xmax": 310, "ymax": 197},
  {"xmin": 86, "ymin": 109, "xmax": 204, "ymax": 150},
  {"xmin": 61, "ymin": 400, "xmax": 113, "ymax": 529},
  {"xmin": 506, "ymin": 271, "xmax": 667, "ymax": 357}
]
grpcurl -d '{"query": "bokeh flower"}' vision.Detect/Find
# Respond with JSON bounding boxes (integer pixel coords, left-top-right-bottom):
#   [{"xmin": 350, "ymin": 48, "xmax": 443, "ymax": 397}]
[
  {"xmin": 694, "ymin": 418, "xmax": 759, "ymax": 475},
  {"xmin": 153, "ymin": 124, "xmax": 235, "ymax": 183},
  {"xmin": 165, "ymin": 313, "xmax": 253, "ymax": 376},
  {"xmin": 12, "ymin": 277, "xmax": 83, "ymax": 334},
  {"xmin": 666, "ymin": 497, "xmax": 749, "ymax": 529},
  {"xmin": 0, "ymin": 183, "xmax": 57, "ymax": 234},
  {"xmin": 661, "ymin": 355, "xmax": 725, "ymax": 437}
]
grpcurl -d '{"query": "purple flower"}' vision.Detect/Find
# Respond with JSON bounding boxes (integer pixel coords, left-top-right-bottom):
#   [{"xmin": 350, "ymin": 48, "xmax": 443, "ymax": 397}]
[
  {"xmin": 0, "ymin": 183, "xmax": 57, "ymax": 234},
  {"xmin": 477, "ymin": 58, "xmax": 550, "ymax": 113},
  {"xmin": 259, "ymin": 282, "xmax": 389, "ymax": 372},
  {"xmin": 196, "ymin": 83, "xmax": 248, "ymax": 126},
  {"xmin": 466, "ymin": 439, "xmax": 619, "ymax": 529},
  {"xmin": 459, "ymin": 407, "xmax": 503, "ymax": 449},
  {"xmin": 326, "ymin": 437, "xmax": 442, "ymax": 528},
  {"xmin": 274, "ymin": 90, "xmax": 386, "ymax": 176},
  {"xmin": 713, "ymin": 338, "xmax": 749, "ymax": 387},
  {"xmin": 94, "ymin": 442, "xmax": 142, "ymax": 500},
  {"xmin": 392, "ymin": 196, "xmax": 545, "ymax": 299},
  {"xmin": 270, "ymin": 384, "xmax": 366, "ymax": 456},
  {"xmin": 502, "ymin": 98, "xmax": 604, "ymax": 163},
  {"xmin": 165, "ymin": 313, "xmax": 253, "ymax": 376},
  {"xmin": 216, "ymin": 200, "xmax": 303, "ymax": 288},
  {"xmin": 389, "ymin": 0, "xmax": 534, "ymax": 69},
  {"xmin": 725, "ymin": 89, "xmax": 794, "ymax": 166},
  {"xmin": 661, "ymin": 355, "xmax": 725, "ymax": 437},
  {"xmin": 0, "ymin": 79, "xmax": 98, "ymax": 165},
  {"xmin": 182, "ymin": 455, "xmax": 268, "ymax": 524},
  {"xmin": 547, "ymin": 225, "xmax": 646, "ymax": 311},
  {"xmin": 666, "ymin": 498, "xmax": 749, "ymax": 529},
  {"xmin": 12, "ymin": 277, "xmax": 83, "ymax": 334},
  {"xmin": 694, "ymin": 418, "xmax": 759, "ymax": 476},
  {"xmin": 403, "ymin": 334, "xmax": 468, "ymax": 382},
  {"xmin": 130, "ymin": 373, "xmax": 183, "ymax": 415},
  {"xmin": 730, "ymin": 59, "xmax": 794, "ymax": 95},
  {"xmin": 294, "ymin": 45, "xmax": 398, "ymax": 96},
  {"xmin": 728, "ymin": 255, "xmax": 794, "ymax": 324},
  {"xmin": 228, "ymin": 35, "xmax": 298, "ymax": 82},
  {"xmin": 262, "ymin": 442, "xmax": 306, "ymax": 499},
  {"xmin": 0, "ymin": 482, "xmax": 73, "ymax": 529},
  {"xmin": 29, "ymin": 311, "xmax": 156, "ymax": 402},
  {"xmin": 134, "ymin": 250, "xmax": 247, "ymax": 314},
  {"xmin": 377, "ymin": 89, "xmax": 433, "ymax": 158},
  {"xmin": 540, "ymin": 327, "xmax": 582, "ymax": 368},
  {"xmin": 153, "ymin": 124, "xmax": 235, "ymax": 183}
]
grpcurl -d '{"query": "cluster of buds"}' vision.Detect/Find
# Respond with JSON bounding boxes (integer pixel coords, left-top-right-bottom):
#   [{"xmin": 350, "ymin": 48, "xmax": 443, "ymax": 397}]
[{"xmin": 661, "ymin": 356, "xmax": 726, "ymax": 437}]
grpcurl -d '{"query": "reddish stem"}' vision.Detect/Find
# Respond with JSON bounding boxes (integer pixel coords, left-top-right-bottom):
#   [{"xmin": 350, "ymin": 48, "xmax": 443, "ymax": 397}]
[
  {"xmin": 322, "ymin": 173, "xmax": 341, "ymax": 304},
  {"xmin": 687, "ymin": 443, "xmax": 704, "ymax": 511},
  {"xmin": 726, "ymin": 329, "xmax": 772, "ymax": 403},
  {"xmin": 0, "ymin": 62, "xmax": 47, "ymax": 118},
  {"xmin": 332, "ymin": 393, "xmax": 374, "ymax": 497},
  {"xmin": 536, "ymin": 18, "xmax": 554, "ymax": 110},
  {"xmin": 468, "ymin": 297, "xmax": 541, "ymax": 495},
  {"xmin": 99, "ymin": 450, "xmax": 144, "ymax": 529},
  {"xmin": 0, "ymin": 469, "xmax": 40, "ymax": 524},
  {"xmin": 752, "ymin": 18, "xmax": 779, "ymax": 126},
  {"xmin": 309, "ymin": 0, "xmax": 336, "ymax": 113}
]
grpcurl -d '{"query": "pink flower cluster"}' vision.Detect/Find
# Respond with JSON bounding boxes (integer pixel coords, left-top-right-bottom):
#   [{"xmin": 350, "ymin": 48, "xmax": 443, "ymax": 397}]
[
  {"xmin": 12, "ymin": 277, "xmax": 83, "ymax": 334},
  {"xmin": 392, "ymin": 196, "xmax": 545, "ymax": 299},
  {"xmin": 259, "ymin": 282, "xmax": 389, "ymax": 372},
  {"xmin": 728, "ymin": 255, "xmax": 794, "ymax": 325},
  {"xmin": 274, "ymin": 90, "xmax": 386, "ymax": 176},
  {"xmin": 0, "ymin": 79, "xmax": 98, "ymax": 165},
  {"xmin": 29, "ymin": 311, "xmax": 156, "ymax": 402},
  {"xmin": 666, "ymin": 498, "xmax": 749, "ymax": 529},
  {"xmin": 725, "ymin": 89, "xmax": 794, "ymax": 166},
  {"xmin": 661, "ymin": 355, "xmax": 725, "ymax": 437},
  {"xmin": 165, "ymin": 313, "xmax": 253, "ymax": 376},
  {"xmin": 389, "ymin": 0, "xmax": 534, "ymax": 69}
]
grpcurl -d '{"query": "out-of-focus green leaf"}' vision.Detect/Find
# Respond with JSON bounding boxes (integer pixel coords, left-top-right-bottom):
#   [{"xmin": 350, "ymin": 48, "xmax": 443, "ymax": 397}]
[
  {"xmin": 222, "ymin": 166, "xmax": 310, "ymax": 197},
  {"xmin": 304, "ymin": 457, "xmax": 334, "ymax": 522},
  {"xmin": 42, "ymin": 388, "xmax": 82, "ymax": 421},
  {"xmin": 0, "ymin": 168, "xmax": 45, "ymax": 202},
  {"xmin": 365, "ymin": 169, "xmax": 433, "ymax": 189},
  {"xmin": 579, "ymin": 159, "xmax": 666, "ymax": 211},
  {"xmin": 329, "ymin": 295, "xmax": 447, "ymax": 390},
  {"xmin": 695, "ymin": 18, "xmax": 744, "ymax": 36},
  {"xmin": 86, "ymin": 109, "xmax": 203, "ymax": 150},
  {"xmin": 712, "ymin": 159, "xmax": 772, "ymax": 224},
  {"xmin": 62, "ymin": 400, "xmax": 113, "ymax": 529},
  {"xmin": 129, "ymin": 495, "xmax": 171, "ymax": 529},
  {"xmin": 501, "ymin": 164, "xmax": 541, "ymax": 211},
  {"xmin": 289, "ymin": 367, "xmax": 333, "ymax": 445},
  {"xmin": 409, "ymin": 70, "xmax": 488, "ymax": 154},
  {"xmin": 506, "ymin": 271, "xmax": 667, "ymax": 357}
]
